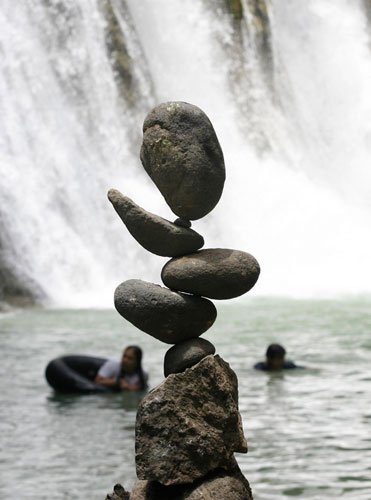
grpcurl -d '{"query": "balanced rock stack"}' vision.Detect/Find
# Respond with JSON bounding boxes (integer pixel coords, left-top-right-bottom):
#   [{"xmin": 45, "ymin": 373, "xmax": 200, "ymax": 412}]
[{"xmin": 106, "ymin": 102, "xmax": 260, "ymax": 500}]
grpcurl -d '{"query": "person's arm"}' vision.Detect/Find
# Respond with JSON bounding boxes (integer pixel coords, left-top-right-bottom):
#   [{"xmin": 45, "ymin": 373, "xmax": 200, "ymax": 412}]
[
  {"xmin": 94, "ymin": 374, "xmax": 118, "ymax": 388},
  {"xmin": 94, "ymin": 359, "xmax": 121, "ymax": 388},
  {"xmin": 119, "ymin": 379, "xmax": 140, "ymax": 391},
  {"xmin": 95, "ymin": 375, "xmax": 140, "ymax": 391}
]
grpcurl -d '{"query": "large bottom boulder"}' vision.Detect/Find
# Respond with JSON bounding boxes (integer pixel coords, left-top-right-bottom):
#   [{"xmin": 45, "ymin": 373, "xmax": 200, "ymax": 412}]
[
  {"xmin": 136, "ymin": 355, "xmax": 247, "ymax": 486},
  {"xmin": 130, "ymin": 458, "xmax": 253, "ymax": 499}
]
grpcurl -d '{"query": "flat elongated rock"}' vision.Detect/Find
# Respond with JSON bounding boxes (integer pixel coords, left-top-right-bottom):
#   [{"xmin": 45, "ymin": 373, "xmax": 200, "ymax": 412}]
[
  {"xmin": 164, "ymin": 337, "xmax": 216, "ymax": 377},
  {"xmin": 114, "ymin": 280, "xmax": 216, "ymax": 344},
  {"xmin": 108, "ymin": 189, "xmax": 204, "ymax": 257},
  {"xmin": 136, "ymin": 355, "xmax": 247, "ymax": 485},
  {"xmin": 140, "ymin": 102, "xmax": 225, "ymax": 220},
  {"xmin": 161, "ymin": 248, "xmax": 260, "ymax": 299}
]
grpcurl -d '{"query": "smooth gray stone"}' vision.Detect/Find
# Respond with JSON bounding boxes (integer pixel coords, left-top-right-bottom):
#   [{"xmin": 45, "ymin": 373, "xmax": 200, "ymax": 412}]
[
  {"xmin": 136, "ymin": 355, "xmax": 247, "ymax": 486},
  {"xmin": 140, "ymin": 102, "xmax": 225, "ymax": 220},
  {"xmin": 162, "ymin": 248, "xmax": 260, "ymax": 300},
  {"xmin": 173, "ymin": 218, "xmax": 191, "ymax": 229},
  {"xmin": 108, "ymin": 189, "xmax": 204, "ymax": 257},
  {"xmin": 114, "ymin": 280, "xmax": 217, "ymax": 344},
  {"xmin": 164, "ymin": 338, "xmax": 216, "ymax": 377}
]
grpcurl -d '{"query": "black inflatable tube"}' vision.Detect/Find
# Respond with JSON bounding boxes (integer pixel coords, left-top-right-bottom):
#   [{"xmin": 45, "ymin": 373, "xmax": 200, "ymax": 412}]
[{"xmin": 45, "ymin": 355, "xmax": 116, "ymax": 394}]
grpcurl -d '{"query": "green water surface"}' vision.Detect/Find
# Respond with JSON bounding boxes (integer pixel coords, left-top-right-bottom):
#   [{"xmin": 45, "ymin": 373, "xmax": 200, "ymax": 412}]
[{"xmin": 1, "ymin": 297, "xmax": 370, "ymax": 499}]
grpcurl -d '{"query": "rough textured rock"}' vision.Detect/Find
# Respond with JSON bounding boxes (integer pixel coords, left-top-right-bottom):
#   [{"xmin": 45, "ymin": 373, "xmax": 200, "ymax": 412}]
[
  {"xmin": 136, "ymin": 355, "xmax": 247, "ymax": 485},
  {"xmin": 129, "ymin": 459, "xmax": 252, "ymax": 499},
  {"xmin": 140, "ymin": 102, "xmax": 225, "ymax": 220},
  {"xmin": 114, "ymin": 280, "xmax": 217, "ymax": 344},
  {"xmin": 108, "ymin": 189, "xmax": 204, "ymax": 257},
  {"xmin": 181, "ymin": 464, "xmax": 252, "ymax": 500},
  {"xmin": 162, "ymin": 248, "xmax": 260, "ymax": 299},
  {"xmin": 130, "ymin": 480, "xmax": 152, "ymax": 500},
  {"xmin": 164, "ymin": 338, "xmax": 216, "ymax": 377},
  {"xmin": 105, "ymin": 483, "xmax": 130, "ymax": 500}
]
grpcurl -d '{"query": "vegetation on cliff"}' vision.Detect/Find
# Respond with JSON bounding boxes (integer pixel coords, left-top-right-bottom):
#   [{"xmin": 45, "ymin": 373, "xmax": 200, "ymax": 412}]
[{"xmin": 103, "ymin": 0, "xmax": 137, "ymax": 107}]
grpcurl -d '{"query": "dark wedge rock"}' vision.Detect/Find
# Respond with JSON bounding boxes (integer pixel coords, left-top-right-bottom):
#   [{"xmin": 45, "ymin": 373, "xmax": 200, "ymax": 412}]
[
  {"xmin": 114, "ymin": 279, "xmax": 216, "ymax": 344},
  {"xmin": 140, "ymin": 102, "xmax": 225, "ymax": 220},
  {"xmin": 108, "ymin": 189, "xmax": 204, "ymax": 257},
  {"xmin": 161, "ymin": 248, "xmax": 260, "ymax": 299}
]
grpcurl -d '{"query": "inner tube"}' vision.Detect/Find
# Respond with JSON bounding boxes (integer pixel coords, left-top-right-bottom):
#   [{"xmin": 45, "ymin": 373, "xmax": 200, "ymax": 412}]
[{"xmin": 45, "ymin": 355, "xmax": 116, "ymax": 394}]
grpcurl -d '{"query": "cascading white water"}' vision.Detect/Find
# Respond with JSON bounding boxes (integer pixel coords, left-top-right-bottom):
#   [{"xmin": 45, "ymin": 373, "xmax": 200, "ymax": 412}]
[
  {"xmin": 1, "ymin": 0, "xmax": 371, "ymax": 307},
  {"xmin": 0, "ymin": 0, "xmax": 160, "ymax": 306}
]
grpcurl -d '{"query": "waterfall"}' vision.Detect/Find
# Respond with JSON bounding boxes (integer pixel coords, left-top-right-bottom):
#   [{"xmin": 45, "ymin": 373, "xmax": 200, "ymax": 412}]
[
  {"xmin": 0, "ymin": 0, "xmax": 157, "ymax": 307},
  {"xmin": 1, "ymin": 0, "xmax": 371, "ymax": 307}
]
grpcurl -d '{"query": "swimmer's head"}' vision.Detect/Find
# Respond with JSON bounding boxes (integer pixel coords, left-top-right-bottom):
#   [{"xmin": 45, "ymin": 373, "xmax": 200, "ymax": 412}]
[
  {"xmin": 121, "ymin": 345, "xmax": 143, "ymax": 374},
  {"xmin": 266, "ymin": 344, "xmax": 286, "ymax": 370}
]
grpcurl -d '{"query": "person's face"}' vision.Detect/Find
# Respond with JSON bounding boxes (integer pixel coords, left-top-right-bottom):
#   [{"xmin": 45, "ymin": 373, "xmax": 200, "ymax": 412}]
[
  {"xmin": 267, "ymin": 356, "xmax": 285, "ymax": 370},
  {"xmin": 121, "ymin": 348, "xmax": 137, "ymax": 374}
]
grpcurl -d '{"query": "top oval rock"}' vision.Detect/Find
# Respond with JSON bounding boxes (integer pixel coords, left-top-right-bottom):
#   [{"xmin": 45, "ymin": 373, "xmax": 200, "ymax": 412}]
[{"xmin": 140, "ymin": 102, "xmax": 226, "ymax": 220}]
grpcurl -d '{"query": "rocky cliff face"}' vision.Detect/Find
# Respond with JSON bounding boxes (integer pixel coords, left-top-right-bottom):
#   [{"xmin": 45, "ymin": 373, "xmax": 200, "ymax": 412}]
[
  {"xmin": 0, "ymin": 236, "xmax": 42, "ymax": 306},
  {"xmin": 103, "ymin": 0, "xmax": 153, "ymax": 109}
]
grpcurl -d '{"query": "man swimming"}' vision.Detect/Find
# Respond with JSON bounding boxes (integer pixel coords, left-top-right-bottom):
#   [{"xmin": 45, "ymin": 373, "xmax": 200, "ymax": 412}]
[{"xmin": 254, "ymin": 344, "xmax": 304, "ymax": 371}]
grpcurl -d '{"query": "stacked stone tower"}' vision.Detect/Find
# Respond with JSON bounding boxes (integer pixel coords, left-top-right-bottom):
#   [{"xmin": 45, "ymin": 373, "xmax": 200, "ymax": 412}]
[{"xmin": 107, "ymin": 102, "xmax": 259, "ymax": 499}]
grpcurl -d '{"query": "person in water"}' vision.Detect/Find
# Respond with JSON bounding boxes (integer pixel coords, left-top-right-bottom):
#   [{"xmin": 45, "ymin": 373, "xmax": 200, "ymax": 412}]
[
  {"xmin": 254, "ymin": 344, "xmax": 303, "ymax": 371},
  {"xmin": 95, "ymin": 345, "xmax": 148, "ymax": 391}
]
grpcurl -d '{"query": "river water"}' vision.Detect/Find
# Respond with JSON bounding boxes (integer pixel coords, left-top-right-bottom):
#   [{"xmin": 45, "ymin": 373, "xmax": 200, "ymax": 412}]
[{"xmin": 1, "ymin": 298, "xmax": 370, "ymax": 500}]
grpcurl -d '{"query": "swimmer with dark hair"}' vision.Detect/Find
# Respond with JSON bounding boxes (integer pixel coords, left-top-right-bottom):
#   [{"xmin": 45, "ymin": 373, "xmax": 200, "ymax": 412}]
[
  {"xmin": 254, "ymin": 344, "xmax": 304, "ymax": 371},
  {"xmin": 95, "ymin": 345, "xmax": 148, "ymax": 391}
]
